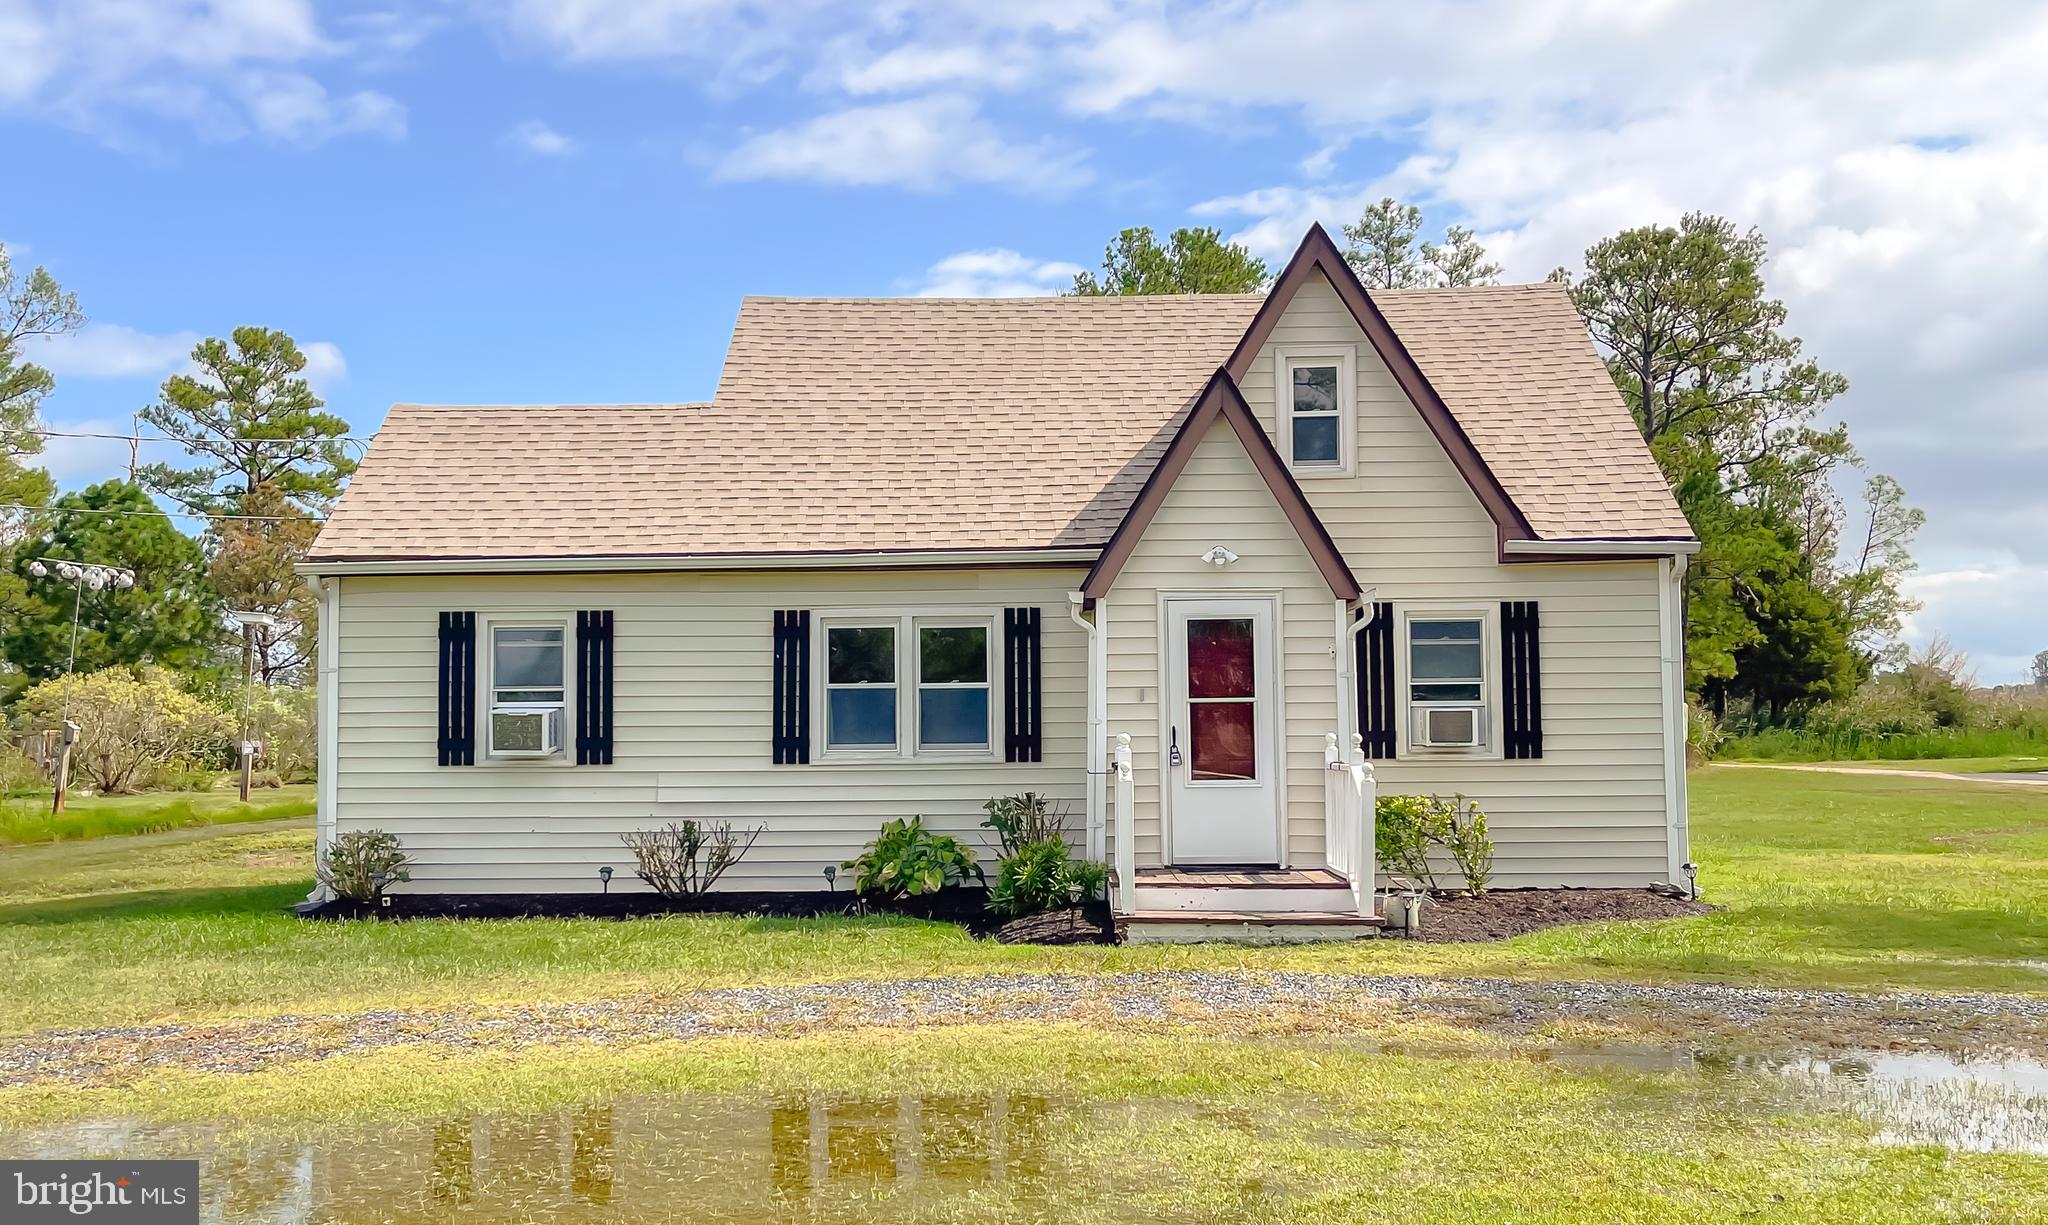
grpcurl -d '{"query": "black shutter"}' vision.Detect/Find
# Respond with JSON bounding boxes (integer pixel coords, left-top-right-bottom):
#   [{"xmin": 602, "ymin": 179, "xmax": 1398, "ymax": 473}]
[
  {"xmin": 1355, "ymin": 602, "xmax": 1396, "ymax": 760},
  {"xmin": 772, "ymin": 610, "xmax": 811, "ymax": 764},
  {"xmin": 576, "ymin": 611, "xmax": 615, "ymax": 766},
  {"xmin": 437, "ymin": 611, "xmax": 476, "ymax": 766},
  {"xmin": 1004, "ymin": 607, "xmax": 1042, "ymax": 763},
  {"xmin": 1501, "ymin": 600, "xmax": 1544, "ymax": 759}
]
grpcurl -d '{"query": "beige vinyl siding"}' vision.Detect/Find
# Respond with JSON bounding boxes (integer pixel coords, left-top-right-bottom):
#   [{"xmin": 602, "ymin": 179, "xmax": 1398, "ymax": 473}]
[
  {"xmin": 334, "ymin": 568, "xmax": 1087, "ymax": 893},
  {"xmin": 1102, "ymin": 418, "xmax": 1342, "ymax": 868},
  {"xmin": 1240, "ymin": 268, "xmax": 1672, "ymax": 887}
]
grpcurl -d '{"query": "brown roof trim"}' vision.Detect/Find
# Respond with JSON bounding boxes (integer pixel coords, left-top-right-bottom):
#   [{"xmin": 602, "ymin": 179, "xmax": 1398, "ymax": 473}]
[
  {"xmin": 1225, "ymin": 223, "xmax": 1535, "ymax": 543},
  {"xmin": 1082, "ymin": 369, "xmax": 1361, "ymax": 601}
]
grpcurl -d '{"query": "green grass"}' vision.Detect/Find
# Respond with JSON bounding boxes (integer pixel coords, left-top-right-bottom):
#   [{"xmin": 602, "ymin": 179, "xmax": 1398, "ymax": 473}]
[
  {"xmin": 1, "ymin": 1026, "xmax": 2040, "ymax": 1222},
  {"xmin": 0, "ymin": 767, "xmax": 2044, "ymax": 1037},
  {"xmin": 1722, "ymin": 725, "xmax": 2048, "ymax": 763},
  {"xmin": 0, "ymin": 784, "xmax": 315, "ymax": 846},
  {"xmin": 1774, "ymin": 755, "xmax": 2048, "ymax": 775}
]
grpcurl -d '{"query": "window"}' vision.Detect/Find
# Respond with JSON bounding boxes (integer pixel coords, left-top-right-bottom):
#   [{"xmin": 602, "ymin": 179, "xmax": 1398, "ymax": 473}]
[
  {"xmin": 826, "ymin": 624, "xmax": 898, "ymax": 750},
  {"xmin": 818, "ymin": 612, "xmax": 998, "ymax": 758},
  {"xmin": 1403, "ymin": 613, "xmax": 1492, "ymax": 753},
  {"xmin": 917, "ymin": 624, "xmax": 991, "ymax": 751},
  {"xmin": 488, "ymin": 623, "xmax": 567, "ymax": 758},
  {"xmin": 1276, "ymin": 348, "xmax": 1354, "ymax": 475}
]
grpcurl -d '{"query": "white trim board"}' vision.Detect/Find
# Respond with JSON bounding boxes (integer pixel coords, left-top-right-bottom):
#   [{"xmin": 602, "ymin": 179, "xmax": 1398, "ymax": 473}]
[{"xmin": 300, "ymin": 548, "xmax": 1102, "ymax": 577}]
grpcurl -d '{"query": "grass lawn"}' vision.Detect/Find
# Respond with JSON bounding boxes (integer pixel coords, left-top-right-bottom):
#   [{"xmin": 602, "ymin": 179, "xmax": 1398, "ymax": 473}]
[
  {"xmin": 1, "ymin": 768, "xmax": 2045, "ymax": 1038},
  {"xmin": 1788, "ymin": 756, "xmax": 2048, "ymax": 774},
  {"xmin": 0, "ymin": 783, "xmax": 315, "ymax": 846}
]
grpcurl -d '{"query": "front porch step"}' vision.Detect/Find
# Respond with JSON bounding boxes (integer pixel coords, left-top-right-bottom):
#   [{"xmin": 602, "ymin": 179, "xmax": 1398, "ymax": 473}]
[
  {"xmin": 1132, "ymin": 867, "xmax": 1359, "ymax": 914},
  {"xmin": 1122, "ymin": 909, "xmax": 1383, "ymax": 945}
]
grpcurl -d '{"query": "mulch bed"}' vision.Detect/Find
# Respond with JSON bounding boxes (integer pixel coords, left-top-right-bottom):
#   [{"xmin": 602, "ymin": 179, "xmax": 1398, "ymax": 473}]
[
  {"xmin": 1408, "ymin": 887, "xmax": 1713, "ymax": 943},
  {"xmin": 300, "ymin": 888, "xmax": 1116, "ymax": 944}
]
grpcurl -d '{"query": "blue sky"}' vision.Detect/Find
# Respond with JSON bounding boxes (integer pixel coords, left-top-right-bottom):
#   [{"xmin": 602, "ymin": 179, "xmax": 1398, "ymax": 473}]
[{"xmin": 8, "ymin": 1, "xmax": 2048, "ymax": 680}]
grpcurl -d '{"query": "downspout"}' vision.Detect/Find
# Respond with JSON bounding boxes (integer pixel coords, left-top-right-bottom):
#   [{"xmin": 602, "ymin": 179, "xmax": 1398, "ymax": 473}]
[
  {"xmin": 307, "ymin": 574, "xmax": 341, "ymax": 905},
  {"xmin": 1067, "ymin": 592, "xmax": 1106, "ymax": 864},
  {"xmin": 1658, "ymin": 554, "xmax": 1690, "ymax": 884}
]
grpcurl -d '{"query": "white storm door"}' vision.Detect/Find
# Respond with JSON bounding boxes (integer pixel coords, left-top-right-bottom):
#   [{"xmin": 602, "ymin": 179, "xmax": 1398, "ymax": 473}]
[{"xmin": 1164, "ymin": 598, "xmax": 1280, "ymax": 865}]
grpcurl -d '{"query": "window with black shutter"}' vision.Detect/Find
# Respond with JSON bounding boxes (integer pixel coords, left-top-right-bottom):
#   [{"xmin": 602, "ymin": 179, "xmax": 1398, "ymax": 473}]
[
  {"xmin": 772, "ymin": 610, "xmax": 811, "ymax": 764},
  {"xmin": 437, "ymin": 611, "xmax": 476, "ymax": 766},
  {"xmin": 1500, "ymin": 600, "xmax": 1544, "ymax": 759},
  {"xmin": 576, "ymin": 611, "xmax": 615, "ymax": 765},
  {"xmin": 1354, "ymin": 603, "xmax": 1396, "ymax": 759}
]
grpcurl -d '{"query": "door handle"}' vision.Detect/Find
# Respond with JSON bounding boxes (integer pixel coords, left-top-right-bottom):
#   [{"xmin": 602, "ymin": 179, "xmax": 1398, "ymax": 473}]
[{"xmin": 1169, "ymin": 726, "xmax": 1184, "ymax": 769}]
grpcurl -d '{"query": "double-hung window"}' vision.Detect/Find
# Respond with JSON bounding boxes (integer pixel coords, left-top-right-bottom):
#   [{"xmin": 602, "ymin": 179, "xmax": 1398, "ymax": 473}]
[
  {"xmin": 1275, "ymin": 347, "xmax": 1355, "ymax": 476},
  {"xmin": 820, "ymin": 613, "xmax": 996, "ymax": 758},
  {"xmin": 488, "ymin": 622, "xmax": 568, "ymax": 758},
  {"xmin": 1403, "ymin": 612, "xmax": 1493, "ymax": 753}
]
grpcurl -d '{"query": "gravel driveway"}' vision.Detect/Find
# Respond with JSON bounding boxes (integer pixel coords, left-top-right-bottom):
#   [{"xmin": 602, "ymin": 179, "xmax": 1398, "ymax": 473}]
[{"xmin": 5, "ymin": 970, "xmax": 2045, "ymax": 1088}]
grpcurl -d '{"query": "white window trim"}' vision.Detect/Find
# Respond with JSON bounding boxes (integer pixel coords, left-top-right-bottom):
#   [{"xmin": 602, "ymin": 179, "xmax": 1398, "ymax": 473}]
[
  {"xmin": 479, "ymin": 613, "xmax": 577, "ymax": 765},
  {"xmin": 1273, "ymin": 344, "xmax": 1356, "ymax": 478},
  {"xmin": 1393, "ymin": 602, "xmax": 1501, "ymax": 761},
  {"xmin": 811, "ymin": 608, "xmax": 1004, "ymax": 764}
]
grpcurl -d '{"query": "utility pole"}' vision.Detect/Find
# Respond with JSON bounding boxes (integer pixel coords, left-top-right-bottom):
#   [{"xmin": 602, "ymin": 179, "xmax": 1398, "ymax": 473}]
[
  {"xmin": 25, "ymin": 558, "xmax": 136, "ymax": 813},
  {"xmin": 227, "ymin": 610, "xmax": 279, "ymax": 802}
]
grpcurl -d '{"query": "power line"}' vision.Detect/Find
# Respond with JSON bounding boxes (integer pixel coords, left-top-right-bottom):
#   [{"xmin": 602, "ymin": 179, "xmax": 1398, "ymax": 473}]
[
  {"xmin": 28, "ymin": 427, "xmax": 376, "ymax": 445},
  {"xmin": 0, "ymin": 502, "xmax": 326, "ymax": 523}
]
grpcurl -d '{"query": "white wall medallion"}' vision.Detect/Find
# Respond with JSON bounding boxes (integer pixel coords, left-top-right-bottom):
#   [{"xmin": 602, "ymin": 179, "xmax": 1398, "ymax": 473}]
[{"xmin": 1197, "ymin": 545, "xmax": 1240, "ymax": 567}]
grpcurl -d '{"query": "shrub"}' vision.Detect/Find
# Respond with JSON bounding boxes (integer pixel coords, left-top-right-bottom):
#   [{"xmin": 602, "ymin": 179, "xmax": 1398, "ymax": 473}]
[
  {"xmin": 844, "ymin": 816, "xmax": 982, "ymax": 901},
  {"xmin": 0, "ymin": 744, "xmax": 46, "ymax": 796},
  {"xmin": 1433, "ymin": 794, "xmax": 1494, "ymax": 895},
  {"xmin": 621, "ymin": 820, "xmax": 765, "ymax": 898},
  {"xmin": 1685, "ymin": 699, "xmax": 1724, "ymax": 765},
  {"xmin": 988, "ymin": 839, "xmax": 1108, "ymax": 917},
  {"xmin": 318, "ymin": 829, "xmax": 412, "ymax": 903},
  {"xmin": 1374, "ymin": 794, "xmax": 1442, "ymax": 890},
  {"xmin": 1375, "ymin": 793, "xmax": 1494, "ymax": 894},
  {"xmin": 981, "ymin": 792, "xmax": 1068, "ymax": 857},
  {"xmin": 16, "ymin": 667, "xmax": 229, "ymax": 794},
  {"xmin": 247, "ymin": 686, "xmax": 316, "ymax": 782}
]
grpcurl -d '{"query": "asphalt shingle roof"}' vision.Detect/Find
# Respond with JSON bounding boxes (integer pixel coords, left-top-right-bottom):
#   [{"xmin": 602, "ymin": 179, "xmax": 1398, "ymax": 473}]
[{"xmin": 308, "ymin": 284, "xmax": 1690, "ymax": 562}]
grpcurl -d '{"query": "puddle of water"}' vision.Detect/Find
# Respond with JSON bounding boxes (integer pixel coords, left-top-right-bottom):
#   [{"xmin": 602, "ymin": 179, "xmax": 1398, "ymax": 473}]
[
  {"xmin": 1538, "ymin": 1044, "xmax": 2048, "ymax": 1156},
  {"xmin": 8, "ymin": 1045, "xmax": 2044, "ymax": 1221},
  {"xmin": 9, "ymin": 1092, "xmax": 1168, "ymax": 1225}
]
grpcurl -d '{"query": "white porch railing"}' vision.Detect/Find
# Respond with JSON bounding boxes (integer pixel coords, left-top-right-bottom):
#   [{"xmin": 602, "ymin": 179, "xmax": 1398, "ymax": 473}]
[
  {"xmin": 1111, "ymin": 732, "xmax": 1136, "ymax": 914},
  {"xmin": 1324, "ymin": 732, "xmax": 1376, "ymax": 918}
]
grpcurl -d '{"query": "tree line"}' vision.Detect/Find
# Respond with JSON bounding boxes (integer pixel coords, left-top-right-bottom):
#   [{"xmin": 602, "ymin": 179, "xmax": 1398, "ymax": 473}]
[
  {"xmin": 1069, "ymin": 206, "xmax": 1923, "ymax": 727},
  {"xmin": 0, "ymin": 243, "xmax": 349, "ymax": 708}
]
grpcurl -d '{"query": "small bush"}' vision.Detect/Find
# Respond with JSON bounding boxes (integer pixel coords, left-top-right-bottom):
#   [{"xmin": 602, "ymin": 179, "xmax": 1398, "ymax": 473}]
[
  {"xmin": 1434, "ymin": 794, "xmax": 1494, "ymax": 895},
  {"xmin": 1686, "ymin": 699, "xmax": 1724, "ymax": 765},
  {"xmin": 981, "ymin": 792, "xmax": 1068, "ymax": 857},
  {"xmin": 0, "ymin": 745, "xmax": 47, "ymax": 796},
  {"xmin": 844, "ymin": 816, "xmax": 982, "ymax": 901},
  {"xmin": 621, "ymin": 820, "xmax": 764, "ymax": 898},
  {"xmin": 1375, "ymin": 794, "xmax": 1442, "ymax": 890},
  {"xmin": 318, "ymin": 829, "xmax": 412, "ymax": 903},
  {"xmin": 1375, "ymin": 793, "xmax": 1494, "ymax": 895},
  {"xmin": 988, "ymin": 838, "xmax": 1108, "ymax": 917}
]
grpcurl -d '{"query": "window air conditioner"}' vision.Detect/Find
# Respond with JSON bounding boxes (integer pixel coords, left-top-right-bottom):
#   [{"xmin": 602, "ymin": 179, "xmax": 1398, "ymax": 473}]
[
  {"xmin": 491, "ymin": 704, "xmax": 563, "ymax": 755},
  {"xmin": 1413, "ymin": 705, "xmax": 1485, "ymax": 749}
]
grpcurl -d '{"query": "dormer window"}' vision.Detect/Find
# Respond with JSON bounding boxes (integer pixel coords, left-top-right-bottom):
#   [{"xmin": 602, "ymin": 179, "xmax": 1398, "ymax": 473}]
[{"xmin": 1275, "ymin": 347, "xmax": 1355, "ymax": 476}]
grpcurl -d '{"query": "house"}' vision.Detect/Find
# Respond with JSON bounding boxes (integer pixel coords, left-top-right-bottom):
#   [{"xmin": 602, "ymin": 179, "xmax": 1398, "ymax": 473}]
[{"xmin": 301, "ymin": 224, "xmax": 1698, "ymax": 940}]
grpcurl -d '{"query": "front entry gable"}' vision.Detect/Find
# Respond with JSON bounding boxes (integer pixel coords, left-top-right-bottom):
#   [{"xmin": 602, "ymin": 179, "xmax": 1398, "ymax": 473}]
[
  {"xmin": 1226, "ymin": 224, "xmax": 1534, "ymax": 547},
  {"xmin": 1081, "ymin": 369, "xmax": 1360, "ymax": 602}
]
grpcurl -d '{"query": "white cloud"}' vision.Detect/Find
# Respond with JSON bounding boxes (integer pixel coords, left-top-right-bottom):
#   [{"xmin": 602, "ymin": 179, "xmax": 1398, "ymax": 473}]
[
  {"xmin": 0, "ymin": 0, "xmax": 408, "ymax": 146},
  {"xmin": 715, "ymin": 95, "xmax": 1087, "ymax": 193},
  {"xmin": 27, "ymin": 323, "xmax": 199, "ymax": 380},
  {"xmin": 299, "ymin": 340, "xmax": 347, "ymax": 396},
  {"xmin": 505, "ymin": 119, "xmax": 578, "ymax": 157},
  {"xmin": 236, "ymin": 71, "xmax": 404, "ymax": 143},
  {"xmin": 1903, "ymin": 558, "xmax": 2048, "ymax": 686},
  {"xmin": 36, "ymin": 416, "xmax": 141, "ymax": 492},
  {"xmin": 904, "ymin": 249, "xmax": 1084, "ymax": 297}
]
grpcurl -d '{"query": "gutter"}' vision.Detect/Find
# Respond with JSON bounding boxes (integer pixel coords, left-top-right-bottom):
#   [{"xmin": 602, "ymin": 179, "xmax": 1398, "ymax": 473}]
[
  {"xmin": 1503, "ymin": 538, "xmax": 1701, "ymax": 558},
  {"xmin": 1068, "ymin": 592, "xmax": 1107, "ymax": 864},
  {"xmin": 300, "ymin": 547, "xmax": 1102, "ymax": 577}
]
